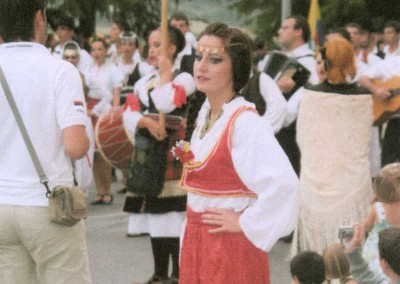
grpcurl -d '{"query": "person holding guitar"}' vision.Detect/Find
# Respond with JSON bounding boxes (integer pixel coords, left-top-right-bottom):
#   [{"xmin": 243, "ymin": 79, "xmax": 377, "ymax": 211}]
[{"xmin": 359, "ymin": 57, "xmax": 400, "ymax": 167}]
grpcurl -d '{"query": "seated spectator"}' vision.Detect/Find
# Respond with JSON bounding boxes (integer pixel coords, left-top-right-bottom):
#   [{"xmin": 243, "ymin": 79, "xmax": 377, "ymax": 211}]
[
  {"xmin": 290, "ymin": 251, "xmax": 326, "ymax": 284},
  {"xmin": 323, "ymin": 244, "xmax": 357, "ymax": 283},
  {"xmin": 345, "ymin": 224, "xmax": 400, "ymax": 284}
]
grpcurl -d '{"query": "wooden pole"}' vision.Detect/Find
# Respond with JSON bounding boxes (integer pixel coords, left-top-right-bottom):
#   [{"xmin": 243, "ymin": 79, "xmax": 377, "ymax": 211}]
[{"xmin": 159, "ymin": 0, "xmax": 168, "ymax": 130}]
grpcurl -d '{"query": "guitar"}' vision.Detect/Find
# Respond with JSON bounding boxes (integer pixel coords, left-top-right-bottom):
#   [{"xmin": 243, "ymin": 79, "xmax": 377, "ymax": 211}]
[{"xmin": 372, "ymin": 76, "xmax": 400, "ymax": 126}]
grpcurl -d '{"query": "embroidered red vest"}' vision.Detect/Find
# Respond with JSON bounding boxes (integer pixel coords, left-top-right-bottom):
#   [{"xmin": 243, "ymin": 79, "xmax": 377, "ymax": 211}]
[{"xmin": 180, "ymin": 106, "xmax": 257, "ymax": 197}]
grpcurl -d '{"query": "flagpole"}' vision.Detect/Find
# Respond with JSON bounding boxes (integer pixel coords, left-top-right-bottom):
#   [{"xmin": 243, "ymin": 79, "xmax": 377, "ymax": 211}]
[
  {"xmin": 281, "ymin": 0, "xmax": 291, "ymax": 24},
  {"xmin": 159, "ymin": 0, "xmax": 168, "ymax": 131}
]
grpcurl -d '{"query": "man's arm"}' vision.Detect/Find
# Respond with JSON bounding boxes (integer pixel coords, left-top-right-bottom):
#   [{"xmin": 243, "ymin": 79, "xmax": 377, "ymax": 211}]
[
  {"xmin": 345, "ymin": 224, "xmax": 390, "ymax": 284},
  {"xmin": 359, "ymin": 75, "xmax": 391, "ymax": 100},
  {"xmin": 63, "ymin": 125, "xmax": 89, "ymax": 160}
]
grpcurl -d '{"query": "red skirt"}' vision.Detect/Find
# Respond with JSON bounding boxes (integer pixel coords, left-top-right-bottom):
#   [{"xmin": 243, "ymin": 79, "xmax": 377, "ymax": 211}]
[{"xmin": 180, "ymin": 206, "xmax": 270, "ymax": 284}]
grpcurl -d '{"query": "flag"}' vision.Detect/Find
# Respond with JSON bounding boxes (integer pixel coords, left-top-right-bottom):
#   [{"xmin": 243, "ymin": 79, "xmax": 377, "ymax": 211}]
[{"xmin": 308, "ymin": 0, "xmax": 324, "ymax": 50}]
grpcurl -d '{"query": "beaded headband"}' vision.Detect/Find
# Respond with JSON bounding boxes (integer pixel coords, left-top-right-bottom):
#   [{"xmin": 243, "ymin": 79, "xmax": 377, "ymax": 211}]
[{"xmin": 196, "ymin": 44, "xmax": 225, "ymax": 55}]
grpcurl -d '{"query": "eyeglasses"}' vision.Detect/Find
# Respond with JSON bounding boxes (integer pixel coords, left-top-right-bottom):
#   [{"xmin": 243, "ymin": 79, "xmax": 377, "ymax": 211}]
[{"xmin": 63, "ymin": 55, "xmax": 79, "ymax": 60}]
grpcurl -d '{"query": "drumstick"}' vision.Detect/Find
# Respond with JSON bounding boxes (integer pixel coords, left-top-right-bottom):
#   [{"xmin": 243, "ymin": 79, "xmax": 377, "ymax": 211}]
[{"xmin": 159, "ymin": 0, "xmax": 168, "ymax": 131}]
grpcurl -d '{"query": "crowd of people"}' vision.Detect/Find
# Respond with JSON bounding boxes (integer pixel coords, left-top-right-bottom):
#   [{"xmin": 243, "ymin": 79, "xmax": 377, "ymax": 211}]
[{"xmin": 1, "ymin": 0, "xmax": 400, "ymax": 284}]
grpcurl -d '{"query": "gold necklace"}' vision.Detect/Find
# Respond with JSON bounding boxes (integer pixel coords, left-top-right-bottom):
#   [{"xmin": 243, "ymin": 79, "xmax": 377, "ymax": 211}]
[{"xmin": 200, "ymin": 109, "xmax": 224, "ymax": 139}]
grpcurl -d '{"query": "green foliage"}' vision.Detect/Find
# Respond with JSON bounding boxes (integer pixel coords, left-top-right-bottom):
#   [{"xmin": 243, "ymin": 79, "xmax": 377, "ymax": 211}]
[
  {"xmin": 47, "ymin": 0, "xmax": 161, "ymax": 39},
  {"xmin": 227, "ymin": 0, "xmax": 400, "ymax": 46}
]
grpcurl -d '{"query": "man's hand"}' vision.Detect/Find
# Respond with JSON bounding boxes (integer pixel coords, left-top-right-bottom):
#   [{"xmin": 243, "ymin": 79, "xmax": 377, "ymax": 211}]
[
  {"xmin": 202, "ymin": 208, "xmax": 243, "ymax": 234},
  {"xmin": 344, "ymin": 223, "xmax": 365, "ymax": 253},
  {"xmin": 144, "ymin": 117, "xmax": 167, "ymax": 141},
  {"xmin": 277, "ymin": 76, "xmax": 296, "ymax": 94},
  {"xmin": 372, "ymin": 86, "xmax": 392, "ymax": 100}
]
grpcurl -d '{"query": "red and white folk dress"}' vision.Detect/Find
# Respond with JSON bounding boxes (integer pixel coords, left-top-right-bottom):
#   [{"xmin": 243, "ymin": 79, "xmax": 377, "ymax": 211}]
[{"xmin": 179, "ymin": 97, "xmax": 299, "ymax": 284}]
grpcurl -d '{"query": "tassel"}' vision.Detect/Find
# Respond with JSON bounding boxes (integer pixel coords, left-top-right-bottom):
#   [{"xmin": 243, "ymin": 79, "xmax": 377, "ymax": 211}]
[
  {"xmin": 123, "ymin": 93, "xmax": 140, "ymax": 111},
  {"xmin": 172, "ymin": 83, "xmax": 187, "ymax": 108}
]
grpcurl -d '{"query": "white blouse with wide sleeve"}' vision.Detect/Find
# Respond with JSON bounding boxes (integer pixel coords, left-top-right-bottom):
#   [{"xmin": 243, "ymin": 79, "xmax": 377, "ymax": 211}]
[
  {"xmin": 123, "ymin": 68, "xmax": 195, "ymax": 135},
  {"xmin": 187, "ymin": 97, "xmax": 299, "ymax": 251}
]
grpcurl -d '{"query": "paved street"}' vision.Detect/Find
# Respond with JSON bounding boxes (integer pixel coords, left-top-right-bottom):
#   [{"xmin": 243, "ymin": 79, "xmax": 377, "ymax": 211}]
[{"xmin": 86, "ymin": 177, "xmax": 292, "ymax": 284}]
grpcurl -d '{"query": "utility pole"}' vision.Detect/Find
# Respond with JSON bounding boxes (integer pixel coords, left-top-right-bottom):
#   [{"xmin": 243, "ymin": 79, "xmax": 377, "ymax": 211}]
[{"xmin": 282, "ymin": 0, "xmax": 291, "ymax": 24}]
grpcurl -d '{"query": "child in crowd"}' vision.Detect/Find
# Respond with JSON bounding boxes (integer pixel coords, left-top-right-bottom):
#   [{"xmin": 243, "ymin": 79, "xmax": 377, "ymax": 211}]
[
  {"xmin": 362, "ymin": 163, "xmax": 400, "ymax": 280},
  {"xmin": 290, "ymin": 251, "xmax": 326, "ymax": 284},
  {"xmin": 323, "ymin": 244, "xmax": 357, "ymax": 283}
]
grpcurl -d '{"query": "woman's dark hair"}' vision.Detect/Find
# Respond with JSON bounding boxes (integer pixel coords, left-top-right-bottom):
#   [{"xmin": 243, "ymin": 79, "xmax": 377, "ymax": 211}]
[
  {"xmin": 199, "ymin": 22, "xmax": 253, "ymax": 93},
  {"xmin": 0, "ymin": 0, "xmax": 46, "ymax": 42},
  {"xmin": 167, "ymin": 25, "xmax": 186, "ymax": 60}
]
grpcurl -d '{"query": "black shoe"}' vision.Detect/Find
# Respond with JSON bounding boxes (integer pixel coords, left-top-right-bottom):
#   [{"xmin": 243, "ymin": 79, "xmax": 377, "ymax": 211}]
[
  {"xmin": 90, "ymin": 194, "xmax": 103, "ymax": 205},
  {"xmin": 142, "ymin": 274, "xmax": 169, "ymax": 284},
  {"xmin": 117, "ymin": 188, "xmax": 127, "ymax": 194},
  {"xmin": 165, "ymin": 277, "xmax": 178, "ymax": 284},
  {"xmin": 280, "ymin": 231, "xmax": 294, "ymax": 243},
  {"xmin": 126, "ymin": 232, "xmax": 149, "ymax": 238}
]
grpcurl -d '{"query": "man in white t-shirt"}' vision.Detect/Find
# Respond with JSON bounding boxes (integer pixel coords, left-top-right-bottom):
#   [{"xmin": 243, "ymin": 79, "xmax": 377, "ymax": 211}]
[{"xmin": 0, "ymin": 0, "xmax": 91, "ymax": 283}]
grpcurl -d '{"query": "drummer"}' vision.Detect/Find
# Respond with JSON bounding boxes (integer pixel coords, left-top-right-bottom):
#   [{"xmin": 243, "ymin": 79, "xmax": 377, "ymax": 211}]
[
  {"xmin": 114, "ymin": 31, "xmax": 154, "ymax": 196},
  {"xmin": 122, "ymin": 25, "xmax": 195, "ymax": 284},
  {"xmin": 85, "ymin": 34, "xmax": 124, "ymax": 205}
]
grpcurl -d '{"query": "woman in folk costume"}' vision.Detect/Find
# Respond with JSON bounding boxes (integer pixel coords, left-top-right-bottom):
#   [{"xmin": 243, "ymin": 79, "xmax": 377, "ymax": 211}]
[
  {"xmin": 85, "ymin": 34, "xmax": 124, "ymax": 205},
  {"xmin": 115, "ymin": 31, "xmax": 153, "ymax": 198},
  {"xmin": 122, "ymin": 25, "xmax": 195, "ymax": 284},
  {"xmin": 178, "ymin": 22, "xmax": 298, "ymax": 284},
  {"xmin": 292, "ymin": 37, "xmax": 373, "ymax": 256},
  {"xmin": 116, "ymin": 31, "xmax": 154, "ymax": 105}
]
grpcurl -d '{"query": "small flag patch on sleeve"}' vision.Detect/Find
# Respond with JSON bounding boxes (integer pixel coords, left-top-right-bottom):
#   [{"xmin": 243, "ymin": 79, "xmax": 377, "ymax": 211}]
[{"xmin": 74, "ymin": 100, "xmax": 84, "ymax": 106}]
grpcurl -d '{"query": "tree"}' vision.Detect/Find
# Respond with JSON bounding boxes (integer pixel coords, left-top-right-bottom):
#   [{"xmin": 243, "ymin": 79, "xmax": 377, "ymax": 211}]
[
  {"xmin": 227, "ymin": 0, "xmax": 400, "ymax": 46},
  {"xmin": 47, "ymin": 0, "xmax": 161, "ymax": 40}
]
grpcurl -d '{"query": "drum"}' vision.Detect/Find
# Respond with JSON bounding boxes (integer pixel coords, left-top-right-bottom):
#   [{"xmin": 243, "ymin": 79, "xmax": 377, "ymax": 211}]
[
  {"xmin": 95, "ymin": 108, "xmax": 185, "ymax": 170},
  {"xmin": 95, "ymin": 106, "xmax": 135, "ymax": 170}
]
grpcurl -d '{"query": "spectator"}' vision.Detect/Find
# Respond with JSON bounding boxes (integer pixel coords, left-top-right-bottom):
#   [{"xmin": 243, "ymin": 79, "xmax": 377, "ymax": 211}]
[
  {"xmin": 0, "ymin": 0, "xmax": 91, "ymax": 282},
  {"xmin": 345, "ymin": 224, "xmax": 400, "ymax": 284},
  {"xmin": 290, "ymin": 251, "xmax": 326, "ymax": 284},
  {"xmin": 362, "ymin": 163, "xmax": 400, "ymax": 280},
  {"xmin": 323, "ymin": 244, "xmax": 357, "ymax": 283}
]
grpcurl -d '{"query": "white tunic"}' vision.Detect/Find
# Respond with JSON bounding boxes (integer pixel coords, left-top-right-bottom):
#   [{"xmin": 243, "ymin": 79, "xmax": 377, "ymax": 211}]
[
  {"xmin": 257, "ymin": 72, "xmax": 287, "ymax": 133},
  {"xmin": 185, "ymin": 97, "xmax": 299, "ymax": 251}
]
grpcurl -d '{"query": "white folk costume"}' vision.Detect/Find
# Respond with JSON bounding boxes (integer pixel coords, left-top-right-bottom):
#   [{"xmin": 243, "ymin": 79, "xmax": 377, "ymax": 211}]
[
  {"xmin": 85, "ymin": 62, "xmax": 124, "ymax": 126},
  {"xmin": 123, "ymin": 67, "xmax": 195, "ymax": 281},
  {"xmin": 117, "ymin": 60, "xmax": 154, "ymax": 105},
  {"xmin": 293, "ymin": 82, "xmax": 373, "ymax": 255},
  {"xmin": 362, "ymin": 57, "xmax": 400, "ymax": 167},
  {"xmin": 179, "ymin": 97, "xmax": 298, "ymax": 284},
  {"xmin": 242, "ymin": 72, "xmax": 287, "ymax": 134}
]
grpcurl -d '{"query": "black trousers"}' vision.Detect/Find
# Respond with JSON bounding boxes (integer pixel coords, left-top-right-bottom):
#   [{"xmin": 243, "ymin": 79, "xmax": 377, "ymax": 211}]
[
  {"xmin": 275, "ymin": 121, "xmax": 300, "ymax": 176},
  {"xmin": 382, "ymin": 119, "xmax": 400, "ymax": 166}
]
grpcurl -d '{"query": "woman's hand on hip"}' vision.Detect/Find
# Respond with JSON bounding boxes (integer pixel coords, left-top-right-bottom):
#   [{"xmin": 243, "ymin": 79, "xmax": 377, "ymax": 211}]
[{"xmin": 202, "ymin": 208, "xmax": 242, "ymax": 234}]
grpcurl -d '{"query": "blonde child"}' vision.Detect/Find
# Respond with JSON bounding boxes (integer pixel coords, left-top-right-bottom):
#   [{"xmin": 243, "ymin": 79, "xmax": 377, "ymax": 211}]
[
  {"xmin": 323, "ymin": 244, "xmax": 357, "ymax": 284},
  {"xmin": 362, "ymin": 163, "xmax": 400, "ymax": 280}
]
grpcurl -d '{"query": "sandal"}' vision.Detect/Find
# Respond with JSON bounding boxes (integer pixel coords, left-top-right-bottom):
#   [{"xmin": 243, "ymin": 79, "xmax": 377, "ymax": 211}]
[
  {"xmin": 102, "ymin": 194, "xmax": 113, "ymax": 205},
  {"xmin": 90, "ymin": 194, "xmax": 103, "ymax": 205}
]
